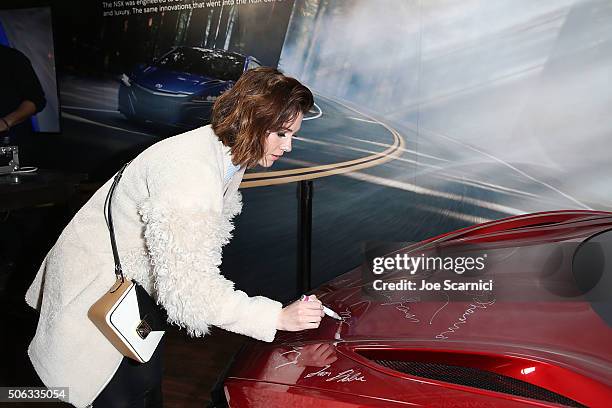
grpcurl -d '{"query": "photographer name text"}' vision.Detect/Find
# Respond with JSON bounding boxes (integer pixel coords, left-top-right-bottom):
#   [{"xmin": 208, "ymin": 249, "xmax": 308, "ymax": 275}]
[{"xmin": 372, "ymin": 278, "xmax": 494, "ymax": 291}]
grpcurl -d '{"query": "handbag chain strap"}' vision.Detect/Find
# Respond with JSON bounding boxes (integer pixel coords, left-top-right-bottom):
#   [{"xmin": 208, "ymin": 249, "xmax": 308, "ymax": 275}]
[{"xmin": 103, "ymin": 161, "xmax": 132, "ymax": 282}]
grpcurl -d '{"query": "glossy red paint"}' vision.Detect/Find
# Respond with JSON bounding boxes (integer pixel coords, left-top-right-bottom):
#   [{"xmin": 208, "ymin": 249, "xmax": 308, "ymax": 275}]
[{"xmin": 224, "ymin": 211, "xmax": 612, "ymax": 407}]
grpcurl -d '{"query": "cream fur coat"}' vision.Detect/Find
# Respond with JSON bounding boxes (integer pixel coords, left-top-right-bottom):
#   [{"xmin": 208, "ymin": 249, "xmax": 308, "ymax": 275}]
[{"xmin": 25, "ymin": 125, "xmax": 282, "ymax": 407}]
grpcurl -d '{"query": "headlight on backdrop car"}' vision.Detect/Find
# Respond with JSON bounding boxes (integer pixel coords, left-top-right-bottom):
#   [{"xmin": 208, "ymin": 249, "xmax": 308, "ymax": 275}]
[
  {"xmin": 120, "ymin": 74, "xmax": 131, "ymax": 87},
  {"xmin": 191, "ymin": 95, "xmax": 218, "ymax": 103}
]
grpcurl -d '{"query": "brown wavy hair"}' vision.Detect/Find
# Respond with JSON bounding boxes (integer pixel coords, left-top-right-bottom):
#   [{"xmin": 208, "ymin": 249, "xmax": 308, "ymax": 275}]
[{"xmin": 211, "ymin": 67, "xmax": 314, "ymax": 168}]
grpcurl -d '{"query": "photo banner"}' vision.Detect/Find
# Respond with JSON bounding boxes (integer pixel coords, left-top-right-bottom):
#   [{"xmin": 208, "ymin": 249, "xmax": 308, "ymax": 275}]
[{"xmin": 97, "ymin": 0, "xmax": 295, "ymax": 71}]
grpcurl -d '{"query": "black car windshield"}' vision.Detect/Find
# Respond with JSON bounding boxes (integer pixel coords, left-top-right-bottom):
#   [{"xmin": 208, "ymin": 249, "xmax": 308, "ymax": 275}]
[{"xmin": 155, "ymin": 48, "xmax": 245, "ymax": 81}]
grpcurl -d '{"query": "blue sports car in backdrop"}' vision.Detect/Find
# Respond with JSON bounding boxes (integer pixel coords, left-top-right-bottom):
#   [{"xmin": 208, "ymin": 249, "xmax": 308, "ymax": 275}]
[{"xmin": 118, "ymin": 47, "xmax": 262, "ymax": 129}]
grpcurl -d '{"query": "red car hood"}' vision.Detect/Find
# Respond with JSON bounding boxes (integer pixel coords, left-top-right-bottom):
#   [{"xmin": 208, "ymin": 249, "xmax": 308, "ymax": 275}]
[{"xmin": 225, "ymin": 211, "xmax": 612, "ymax": 407}]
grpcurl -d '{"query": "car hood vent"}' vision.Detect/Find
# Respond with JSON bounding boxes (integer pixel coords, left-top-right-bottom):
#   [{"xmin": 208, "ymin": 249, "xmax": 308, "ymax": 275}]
[{"xmin": 374, "ymin": 359, "xmax": 585, "ymax": 407}]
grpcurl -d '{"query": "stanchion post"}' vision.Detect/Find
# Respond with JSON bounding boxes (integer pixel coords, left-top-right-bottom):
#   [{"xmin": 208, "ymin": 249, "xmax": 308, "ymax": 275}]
[{"xmin": 297, "ymin": 180, "xmax": 313, "ymax": 296}]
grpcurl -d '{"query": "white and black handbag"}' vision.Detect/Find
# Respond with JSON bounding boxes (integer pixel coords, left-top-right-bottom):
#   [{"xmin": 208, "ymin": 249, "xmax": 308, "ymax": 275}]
[{"xmin": 88, "ymin": 162, "xmax": 165, "ymax": 363}]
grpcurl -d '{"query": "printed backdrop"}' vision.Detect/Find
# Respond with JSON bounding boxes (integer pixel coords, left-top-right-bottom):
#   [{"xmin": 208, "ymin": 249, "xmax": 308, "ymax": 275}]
[{"xmin": 6, "ymin": 0, "xmax": 611, "ymax": 300}]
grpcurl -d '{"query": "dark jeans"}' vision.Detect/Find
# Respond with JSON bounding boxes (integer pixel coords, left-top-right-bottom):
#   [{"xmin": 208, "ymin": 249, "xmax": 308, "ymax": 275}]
[{"xmin": 93, "ymin": 340, "xmax": 164, "ymax": 408}]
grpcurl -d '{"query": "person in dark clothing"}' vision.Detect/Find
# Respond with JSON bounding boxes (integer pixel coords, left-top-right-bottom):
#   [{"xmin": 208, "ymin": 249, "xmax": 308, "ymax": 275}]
[{"xmin": 0, "ymin": 44, "xmax": 46, "ymax": 162}]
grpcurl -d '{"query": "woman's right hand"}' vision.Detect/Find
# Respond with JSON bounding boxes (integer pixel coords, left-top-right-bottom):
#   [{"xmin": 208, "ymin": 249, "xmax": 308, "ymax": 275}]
[{"xmin": 277, "ymin": 295, "xmax": 324, "ymax": 331}]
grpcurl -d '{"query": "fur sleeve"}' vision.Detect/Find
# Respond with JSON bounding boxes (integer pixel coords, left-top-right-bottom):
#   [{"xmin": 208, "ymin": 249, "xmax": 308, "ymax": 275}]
[{"xmin": 138, "ymin": 196, "xmax": 282, "ymax": 342}]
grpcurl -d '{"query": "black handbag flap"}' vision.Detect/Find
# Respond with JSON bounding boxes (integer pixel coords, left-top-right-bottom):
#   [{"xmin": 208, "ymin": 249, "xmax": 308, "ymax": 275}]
[{"xmin": 134, "ymin": 282, "xmax": 167, "ymax": 331}]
